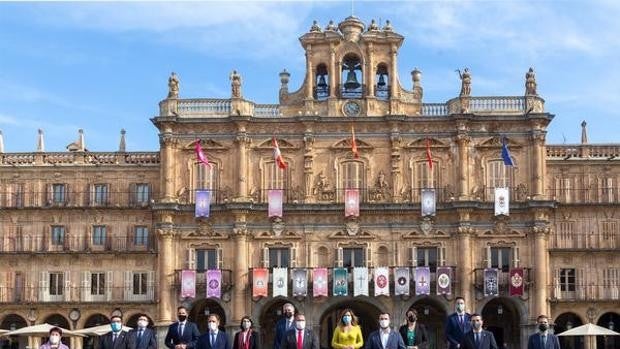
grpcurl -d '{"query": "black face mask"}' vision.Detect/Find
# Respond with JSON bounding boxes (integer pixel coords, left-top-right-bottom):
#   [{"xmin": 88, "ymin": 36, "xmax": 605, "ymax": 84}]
[
  {"xmin": 538, "ymin": 324, "xmax": 549, "ymax": 332},
  {"xmin": 178, "ymin": 315, "xmax": 187, "ymax": 322},
  {"xmin": 408, "ymin": 315, "xmax": 417, "ymax": 322}
]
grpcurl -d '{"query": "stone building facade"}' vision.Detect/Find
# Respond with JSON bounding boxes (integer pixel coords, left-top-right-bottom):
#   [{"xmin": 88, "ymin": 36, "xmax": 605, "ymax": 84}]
[{"xmin": 0, "ymin": 16, "xmax": 618, "ymax": 349}]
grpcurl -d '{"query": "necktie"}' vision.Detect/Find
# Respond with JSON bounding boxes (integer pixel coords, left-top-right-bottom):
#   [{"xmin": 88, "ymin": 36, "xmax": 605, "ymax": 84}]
[
  {"xmin": 211, "ymin": 333, "xmax": 216, "ymax": 347},
  {"xmin": 542, "ymin": 335, "xmax": 547, "ymax": 348},
  {"xmin": 297, "ymin": 330, "xmax": 303, "ymax": 349},
  {"xmin": 138, "ymin": 330, "xmax": 143, "ymax": 344},
  {"xmin": 475, "ymin": 333, "xmax": 480, "ymax": 348},
  {"xmin": 179, "ymin": 323, "xmax": 184, "ymax": 337},
  {"xmin": 113, "ymin": 333, "xmax": 118, "ymax": 343}
]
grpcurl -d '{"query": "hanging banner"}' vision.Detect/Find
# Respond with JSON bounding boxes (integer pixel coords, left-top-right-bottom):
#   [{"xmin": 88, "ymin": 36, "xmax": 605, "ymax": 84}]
[
  {"xmin": 421, "ymin": 189, "xmax": 436, "ymax": 217},
  {"xmin": 374, "ymin": 267, "xmax": 390, "ymax": 296},
  {"xmin": 181, "ymin": 270, "xmax": 196, "ymax": 298},
  {"xmin": 484, "ymin": 268, "xmax": 499, "ymax": 297},
  {"xmin": 353, "ymin": 267, "xmax": 369, "ymax": 296},
  {"xmin": 268, "ymin": 189, "xmax": 283, "ymax": 218},
  {"xmin": 252, "ymin": 268, "xmax": 268, "ymax": 298},
  {"xmin": 415, "ymin": 267, "xmax": 431, "ymax": 295},
  {"xmin": 394, "ymin": 267, "xmax": 410, "ymax": 296},
  {"xmin": 345, "ymin": 189, "xmax": 360, "ymax": 217},
  {"xmin": 195, "ymin": 190, "xmax": 211, "ymax": 218},
  {"xmin": 313, "ymin": 268, "xmax": 328, "ymax": 297},
  {"xmin": 436, "ymin": 266, "xmax": 453, "ymax": 295},
  {"xmin": 494, "ymin": 187, "xmax": 510, "ymax": 216},
  {"xmin": 509, "ymin": 268, "xmax": 524, "ymax": 297},
  {"xmin": 333, "ymin": 267, "xmax": 348, "ymax": 296},
  {"xmin": 272, "ymin": 267, "xmax": 288, "ymax": 297},
  {"xmin": 292, "ymin": 269, "xmax": 308, "ymax": 297},
  {"xmin": 206, "ymin": 269, "xmax": 221, "ymax": 299}
]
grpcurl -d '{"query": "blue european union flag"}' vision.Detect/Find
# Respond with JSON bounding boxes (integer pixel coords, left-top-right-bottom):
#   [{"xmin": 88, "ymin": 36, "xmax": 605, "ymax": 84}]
[{"xmin": 501, "ymin": 137, "xmax": 515, "ymax": 166}]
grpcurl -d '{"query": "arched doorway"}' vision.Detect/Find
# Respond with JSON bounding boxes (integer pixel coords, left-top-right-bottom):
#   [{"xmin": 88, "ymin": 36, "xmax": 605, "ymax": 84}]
[
  {"xmin": 596, "ymin": 312, "xmax": 619, "ymax": 349},
  {"xmin": 82, "ymin": 313, "xmax": 109, "ymax": 349},
  {"xmin": 125, "ymin": 313, "xmax": 155, "ymax": 329},
  {"xmin": 0, "ymin": 314, "xmax": 28, "ymax": 349},
  {"xmin": 318, "ymin": 299, "xmax": 382, "ymax": 349},
  {"xmin": 258, "ymin": 298, "xmax": 300, "ymax": 349},
  {"xmin": 481, "ymin": 298, "xmax": 521, "ymax": 349},
  {"xmin": 189, "ymin": 299, "xmax": 227, "ymax": 333},
  {"xmin": 409, "ymin": 297, "xmax": 449, "ymax": 349},
  {"xmin": 555, "ymin": 312, "xmax": 584, "ymax": 349},
  {"xmin": 43, "ymin": 314, "xmax": 71, "ymax": 346}
]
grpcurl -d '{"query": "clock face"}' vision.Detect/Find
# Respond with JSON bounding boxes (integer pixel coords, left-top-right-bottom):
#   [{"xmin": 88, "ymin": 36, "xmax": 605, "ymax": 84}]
[{"xmin": 343, "ymin": 100, "xmax": 361, "ymax": 117}]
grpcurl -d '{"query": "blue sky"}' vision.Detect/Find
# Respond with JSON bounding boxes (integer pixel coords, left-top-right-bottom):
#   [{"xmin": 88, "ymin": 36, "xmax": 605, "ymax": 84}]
[{"xmin": 1, "ymin": 0, "xmax": 619, "ymax": 152}]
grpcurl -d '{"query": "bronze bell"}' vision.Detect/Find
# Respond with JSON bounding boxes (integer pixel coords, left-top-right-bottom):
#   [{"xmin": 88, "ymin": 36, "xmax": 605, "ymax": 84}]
[
  {"xmin": 344, "ymin": 69, "xmax": 361, "ymax": 90},
  {"xmin": 317, "ymin": 74, "xmax": 327, "ymax": 88},
  {"xmin": 377, "ymin": 73, "xmax": 386, "ymax": 87}
]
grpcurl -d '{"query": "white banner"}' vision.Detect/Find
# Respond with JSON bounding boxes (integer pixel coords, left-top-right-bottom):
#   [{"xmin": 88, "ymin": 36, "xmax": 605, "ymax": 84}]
[
  {"xmin": 272, "ymin": 267, "xmax": 288, "ymax": 297},
  {"xmin": 421, "ymin": 189, "xmax": 436, "ymax": 216},
  {"xmin": 494, "ymin": 187, "xmax": 510, "ymax": 216},
  {"xmin": 353, "ymin": 267, "xmax": 369, "ymax": 296},
  {"xmin": 374, "ymin": 267, "xmax": 390, "ymax": 296}
]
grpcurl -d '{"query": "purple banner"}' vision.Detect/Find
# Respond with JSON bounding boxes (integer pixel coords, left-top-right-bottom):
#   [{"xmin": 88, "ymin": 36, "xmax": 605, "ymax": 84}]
[
  {"xmin": 206, "ymin": 269, "xmax": 221, "ymax": 298},
  {"xmin": 195, "ymin": 190, "xmax": 211, "ymax": 218},
  {"xmin": 484, "ymin": 268, "xmax": 499, "ymax": 297},
  {"xmin": 436, "ymin": 267, "xmax": 452, "ymax": 295},
  {"xmin": 415, "ymin": 267, "xmax": 431, "ymax": 295}
]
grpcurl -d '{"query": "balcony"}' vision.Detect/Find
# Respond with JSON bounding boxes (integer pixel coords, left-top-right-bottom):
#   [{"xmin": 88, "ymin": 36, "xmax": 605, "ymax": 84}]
[
  {"xmin": 0, "ymin": 235, "xmax": 157, "ymax": 253},
  {"xmin": 173, "ymin": 269, "xmax": 234, "ymax": 298},
  {"xmin": 551, "ymin": 284, "xmax": 620, "ymax": 302},
  {"xmin": 550, "ymin": 232, "xmax": 619, "ymax": 250},
  {"xmin": 0, "ymin": 285, "xmax": 156, "ymax": 304},
  {"xmin": 0, "ymin": 190, "xmax": 158, "ymax": 209},
  {"xmin": 0, "ymin": 151, "xmax": 159, "ymax": 166},
  {"xmin": 473, "ymin": 268, "xmax": 532, "ymax": 298},
  {"xmin": 546, "ymin": 188, "xmax": 619, "ymax": 204}
]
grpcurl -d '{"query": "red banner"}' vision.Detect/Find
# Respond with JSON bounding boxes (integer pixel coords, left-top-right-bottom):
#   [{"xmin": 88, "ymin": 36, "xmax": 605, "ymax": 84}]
[
  {"xmin": 181, "ymin": 270, "xmax": 196, "ymax": 298},
  {"xmin": 509, "ymin": 268, "xmax": 524, "ymax": 296},
  {"xmin": 345, "ymin": 189, "xmax": 359, "ymax": 217},
  {"xmin": 313, "ymin": 268, "xmax": 328, "ymax": 297},
  {"xmin": 252, "ymin": 268, "xmax": 268, "ymax": 298}
]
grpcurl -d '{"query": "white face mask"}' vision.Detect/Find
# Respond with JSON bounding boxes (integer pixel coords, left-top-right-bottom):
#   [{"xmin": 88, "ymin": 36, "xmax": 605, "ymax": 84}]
[
  {"xmin": 295, "ymin": 321, "xmax": 306, "ymax": 330},
  {"xmin": 208, "ymin": 322, "xmax": 218, "ymax": 332},
  {"xmin": 379, "ymin": 320, "xmax": 390, "ymax": 329},
  {"xmin": 242, "ymin": 322, "xmax": 251, "ymax": 330},
  {"xmin": 137, "ymin": 320, "xmax": 148, "ymax": 329},
  {"xmin": 49, "ymin": 335, "xmax": 61, "ymax": 345}
]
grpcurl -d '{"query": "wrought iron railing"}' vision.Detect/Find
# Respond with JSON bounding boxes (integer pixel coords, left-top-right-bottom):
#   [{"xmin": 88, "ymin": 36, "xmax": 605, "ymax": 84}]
[{"xmin": 0, "ymin": 235, "xmax": 157, "ymax": 253}]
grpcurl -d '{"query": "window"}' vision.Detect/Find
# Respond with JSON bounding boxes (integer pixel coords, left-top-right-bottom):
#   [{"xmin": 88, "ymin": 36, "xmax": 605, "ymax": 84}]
[
  {"xmin": 91, "ymin": 272, "xmax": 105, "ymax": 296},
  {"xmin": 269, "ymin": 248, "xmax": 290, "ymax": 268},
  {"xmin": 266, "ymin": 161, "xmax": 287, "ymax": 190},
  {"xmin": 92, "ymin": 226, "xmax": 106, "ymax": 246},
  {"xmin": 134, "ymin": 226, "xmax": 149, "ymax": 246},
  {"xmin": 196, "ymin": 249, "xmax": 218, "ymax": 272},
  {"xmin": 416, "ymin": 161, "xmax": 438, "ymax": 189},
  {"xmin": 133, "ymin": 272, "xmax": 148, "ymax": 295},
  {"xmin": 136, "ymin": 184, "xmax": 150, "ymax": 203},
  {"xmin": 193, "ymin": 164, "xmax": 218, "ymax": 203},
  {"xmin": 487, "ymin": 160, "xmax": 513, "ymax": 189},
  {"xmin": 341, "ymin": 161, "xmax": 363, "ymax": 189},
  {"xmin": 491, "ymin": 247, "xmax": 511, "ymax": 272},
  {"xmin": 52, "ymin": 184, "xmax": 66, "ymax": 203},
  {"xmin": 49, "ymin": 272, "xmax": 64, "ymax": 296},
  {"xmin": 93, "ymin": 184, "xmax": 109, "ymax": 204},
  {"xmin": 560, "ymin": 268, "xmax": 576, "ymax": 292},
  {"xmin": 51, "ymin": 226, "xmax": 65, "ymax": 245},
  {"xmin": 417, "ymin": 247, "xmax": 438, "ymax": 272},
  {"xmin": 343, "ymin": 247, "xmax": 364, "ymax": 267},
  {"xmin": 6, "ymin": 183, "xmax": 24, "ymax": 207}
]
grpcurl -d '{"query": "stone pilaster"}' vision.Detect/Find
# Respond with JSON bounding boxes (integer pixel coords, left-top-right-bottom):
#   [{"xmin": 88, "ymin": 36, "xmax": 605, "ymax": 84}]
[
  {"xmin": 456, "ymin": 132, "xmax": 471, "ymax": 200},
  {"xmin": 232, "ymin": 218, "xmax": 249, "ymax": 325},
  {"xmin": 532, "ymin": 132, "xmax": 546, "ymax": 199},
  {"xmin": 390, "ymin": 131, "xmax": 402, "ymax": 202},
  {"xmin": 157, "ymin": 225, "xmax": 176, "ymax": 323},
  {"xmin": 159, "ymin": 134, "xmax": 177, "ymax": 203},
  {"xmin": 531, "ymin": 221, "xmax": 550, "ymax": 320},
  {"xmin": 234, "ymin": 131, "xmax": 250, "ymax": 201}
]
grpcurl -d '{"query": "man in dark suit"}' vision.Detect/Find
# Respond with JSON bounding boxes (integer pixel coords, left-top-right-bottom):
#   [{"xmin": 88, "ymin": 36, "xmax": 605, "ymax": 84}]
[
  {"xmin": 197, "ymin": 314, "xmax": 230, "ymax": 349},
  {"xmin": 274, "ymin": 303, "xmax": 296, "ymax": 349},
  {"xmin": 100, "ymin": 315, "xmax": 129, "ymax": 349},
  {"xmin": 527, "ymin": 315, "xmax": 561, "ymax": 349},
  {"xmin": 460, "ymin": 314, "xmax": 498, "ymax": 349},
  {"xmin": 165, "ymin": 306, "xmax": 200, "ymax": 349},
  {"xmin": 127, "ymin": 314, "xmax": 157, "ymax": 349},
  {"xmin": 365, "ymin": 312, "xmax": 406, "ymax": 349},
  {"xmin": 445, "ymin": 297, "xmax": 472, "ymax": 349},
  {"xmin": 279, "ymin": 313, "xmax": 319, "ymax": 349}
]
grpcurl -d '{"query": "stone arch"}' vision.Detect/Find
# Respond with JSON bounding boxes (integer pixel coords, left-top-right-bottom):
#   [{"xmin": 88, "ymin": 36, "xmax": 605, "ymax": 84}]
[
  {"xmin": 555, "ymin": 312, "xmax": 585, "ymax": 349},
  {"xmin": 404, "ymin": 296, "xmax": 451, "ymax": 349},
  {"xmin": 0, "ymin": 314, "xmax": 28, "ymax": 349},
  {"xmin": 596, "ymin": 311, "xmax": 619, "ymax": 349},
  {"xmin": 125, "ymin": 312, "xmax": 155, "ymax": 328},
  {"xmin": 480, "ymin": 297, "xmax": 526, "ymax": 349},
  {"xmin": 187, "ymin": 298, "xmax": 229, "ymax": 334},
  {"xmin": 81, "ymin": 313, "xmax": 110, "ymax": 349},
  {"xmin": 43, "ymin": 313, "xmax": 71, "ymax": 329},
  {"xmin": 254, "ymin": 297, "xmax": 304, "ymax": 349}
]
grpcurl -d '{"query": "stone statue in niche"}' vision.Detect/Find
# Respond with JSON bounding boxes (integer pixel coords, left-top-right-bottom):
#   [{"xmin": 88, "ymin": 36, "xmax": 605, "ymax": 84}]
[
  {"xmin": 313, "ymin": 171, "xmax": 335, "ymax": 201},
  {"xmin": 515, "ymin": 183, "xmax": 528, "ymax": 201},
  {"xmin": 370, "ymin": 171, "xmax": 391, "ymax": 202}
]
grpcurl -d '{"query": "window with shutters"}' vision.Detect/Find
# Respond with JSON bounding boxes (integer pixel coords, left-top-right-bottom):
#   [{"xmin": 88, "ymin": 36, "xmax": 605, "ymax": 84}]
[
  {"xmin": 192, "ymin": 163, "xmax": 218, "ymax": 202},
  {"xmin": 415, "ymin": 161, "xmax": 438, "ymax": 189},
  {"xmin": 134, "ymin": 226, "xmax": 149, "ymax": 246},
  {"xmin": 560, "ymin": 268, "xmax": 576, "ymax": 292},
  {"xmin": 339, "ymin": 160, "xmax": 364, "ymax": 202},
  {"xmin": 91, "ymin": 272, "xmax": 105, "ymax": 296},
  {"xmin": 6, "ymin": 183, "xmax": 24, "ymax": 207},
  {"xmin": 135, "ymin": 184, "xmax": 150, "ymax": 204},
  {"xmin": 51, "ymin": 226, "xmax": 65, "ymax": 245},
  {"xmin": 52, "ymin": 184, "xmax": 66, "ymax": 203},
  {"xmin": 93, "ymin": 184, "xmax": 109, "ymax": 204},
  {"xmin": 49, "ymin": 272, "xmax": 64, "ymax": 296},
  {"xmin": 490, "ymin": 247, "xmax": 511, "ymax": 272},
  {"xmin": 487, "ymin": 160, "xmax": 513, "ymax": 190},
  {"xmin": 196, "ymin": 249, "xmax": 218, "ymax": 272},
  {"xmin": 269, "ymin": 248, "xmax": 290, "ymax": 268},
  {"xmin": 92, "ymin": 226, "xmax": 106, "ymax": 246},
  {"xmin": 262, "ymin": 161, "xmax": 288, "ymax": 202},
  {"xmin": 601, "ymin": 221, "xmax": 618, "ymax": 240},
  {"xmin": 133, "ymin": 272, "xmax": 148, "ymax": 295},
  {"xmin": 343, "ymin": 248, "xmax": 364, "ymax": 267},
  {"xmin": 416, "ymin": 247, "xmax": 438, "ymax": 272}
]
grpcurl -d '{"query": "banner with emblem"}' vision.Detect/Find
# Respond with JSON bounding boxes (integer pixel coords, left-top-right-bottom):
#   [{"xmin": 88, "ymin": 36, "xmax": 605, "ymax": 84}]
[
  {"xmin": 252, "ymin": 268, "xmax": 268, "ymax": 298},
  {"xmin": 333, "ymin": 267, "xmax": 348, "ymax": 296},
  {"xmin": 415, "ymin": 267, "xmax": 431, "ymax": 295},
  {"xmin": 421, "ymin": 189, "xmax": 436, "ymax": 216},
  {"xmin": 313, "ymin": 268, "xmax": 328, "ymax": 297},
  {"xmin": 272, "ymin": 267, "xmax": 288, "ymax": 297},
  {"xmin": 195, "ymin": 190, "xmax": 211, "ymax": 218},
  {"xmin": 345, "ymin": 189, "xmax": 360, "ymax": 217},
  {"xmin": 181, "ymin": 270, "xmax": 196, "ymax": 298},
  {"xmin": 494, "ymin": 187, "xmax": 510, "ymax": 216},
  {"xmin": 509, "ymin": 268, "xmax": 524, "ymax": 296},
  {"xmin": 394, "ymin": 267, "xmax": 410, "ymax": 296},
  {"xmin": 374, "ymin": 267, "xmax": 390, "ymax": 296},
  {"xmin": 353, "ymin": 267, "xmax": 369, "ymax": 296},
  {"xmin": 484, "ymin": 268, "xmax": 499, "ymax": 297},
  {"xmin": 436, "ymin": 266, "xmax": 453, "ymax": 295},
  {"xmin": 206, "ymin": 269, "xmax": 221, "ymax": 299},
  {"xmin": 268, "ymin": 189, "xmax": 283, "ymax": 218},
  {"xmin": 292, "ymin": 269, "xmax": 308, "ymax": 297}
]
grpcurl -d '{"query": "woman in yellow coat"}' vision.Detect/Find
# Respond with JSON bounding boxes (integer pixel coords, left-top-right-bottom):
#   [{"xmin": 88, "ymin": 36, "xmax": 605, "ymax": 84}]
[{"xmin": 331, "ymin": 308, "xmax": 364, "ymax": 349}]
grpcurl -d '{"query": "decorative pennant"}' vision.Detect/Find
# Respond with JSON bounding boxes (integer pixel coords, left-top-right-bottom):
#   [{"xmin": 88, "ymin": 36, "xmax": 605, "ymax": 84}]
[
  {"xmin": 272, "ymin": 267, "xmax": 288, "ymax": 297},
  {"xmin": 421, "ymin": 189, "xmax": 436, "ymax": 216},
  {"xmin": 353, "ymin": 267, "xmax": 369, "ymax": 296},
  {"xmin": 394, "ymin": 267, "xmax": 410, "ymax": 296},
  {"xmin": 333, "ymin": 267, "xmax": 348, "ymax": 296},
  {"xmin": 252, "ymin": 268, "xmax": 268, "ymax": 298},
  {"xmin": 374, "ymin": 267, "xmax": 390, "ymax": 296},
  {"xmin": 313, "ymin": 268, "xmax": 328, "ymax": 297},
  {"xmin": 345, "ymin": 189, "xmax": 360, "ymax": 217},
  {"xmin": 484, "ymin": 268, "xmax": 499, "ymax": 297},
  {"xmin": 415, "ymin": 267, "xmax": 431, "ymax": 295},
  {"xmin": 181, "ymin": 270, "xmax": 196, "ymax": 298},
  {"xmin": 509, "ymin": 268, "xmax": 524, "ymax": 297},
  {"xmin": 206, "ymin": 269, "xmax": 221, "ymax": 299},
  {"xmin": 292, "ymin": 269, "xmax": 308, "ymax": 297},
  {"xmin": 195, "ymin": 190, "xmax": 211, "ymax": 218},
  {"xmin": 436, "ymin": 266, "xmax": 453, "ymax": 295},
  {"xmin": 494, "ymin": 187, "xmax": 509, "ymax": 216},
  {"xmin": 268, "ymin": 189, "xmax": 283, "ymax": 218}
]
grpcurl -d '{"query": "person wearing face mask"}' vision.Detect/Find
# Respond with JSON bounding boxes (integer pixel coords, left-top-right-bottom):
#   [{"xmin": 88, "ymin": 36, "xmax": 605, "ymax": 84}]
[
  {"xmin": 100, "ymin": 315, "xmax": 129, "ymax": 349},
  {"xmin": 459, "ymin": 314, "xmax": 498, "ymax": 349},
  {"xmin": 197, "ymin": 314, "xmax": 230, "ymax": 349},
  {"xmin": 331, "ymin": 308, "xmax": 363, "ymax": 349},
  {"xmin": 445, "ymin": 297, "xmax": 472, "ymax": 349},
  {"xmin": 365, "ymin": 313, "xmax": 405, "ymax": 349},
  {"xmin": 39, "ymin": 327, "xmax": 69, "ymax": 349},
  {"xmin": 233, "ymin": 316, "xmax": 260, "ymax": 349},
  {"xmin": 398, "ymin": 309, "xmax": 429, "ymax": 349},
  {"xmin": 165, "ymin": 306, "xmax": 200, "ymax": 349},
  {"xmin": 274, "ymin": 303, "xmax": 296, "ymax": 349},
  {"xmin": 128, "ymin": 314, "xmax": 157, "ymax": 349},
  {"xmin": 527, "ymin": 315, "xmax": 560, "ymax": 349},
  {"xmin": 280, "ymin": 313, "xmax": 319, "ymax": 349}
]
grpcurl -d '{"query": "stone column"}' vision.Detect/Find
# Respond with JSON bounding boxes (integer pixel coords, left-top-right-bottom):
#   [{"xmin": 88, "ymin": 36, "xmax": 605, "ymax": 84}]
[
  {"xmin": 532, "ymin": 132, "xmax": 546, "ymax": 199},
  {"xmin": 457, "ymin": 222, "xmax": 474, "ymax": 309},
  {"xmin": 305, "ymin": 47, "xmax": 313, "ymax": 100},
  {"xmin": 389, "ymin": 45, "xmax": 398, "ymax": 99},
  {"xmin": 390, "ymin": 132, "xmax": 402, "ymax": 202},
  {"xmin": 232, "ymin": 220, "xmax": 249, "ymax": 325},
  {"xmin": 157, "ymin": 226, "xmax": 175, "ymax": 323},
  {"xmin": 160, "ymin": 135, "xmax": 177, "ymax": 203},
  {"xmin": 366, "ymin": 43, "xmax": 375, "ymax": 98},
  {"xmin": 304, "ymin": 133, "xmax": 315, "ymax": 202},
  {"xmin": 235, "ymin": 132, "xmax": 250, "ymax": 200},
  {"xmin": 329, "ymin": 46, "xmax": 336, "ymax": 98},
  {"xmin": 456, "ymin": 134, "xmax": 471, "ymax": 200},
  {"xmin": 532, "ymin": 223, "xmax": 550, "ymax": 319}
]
